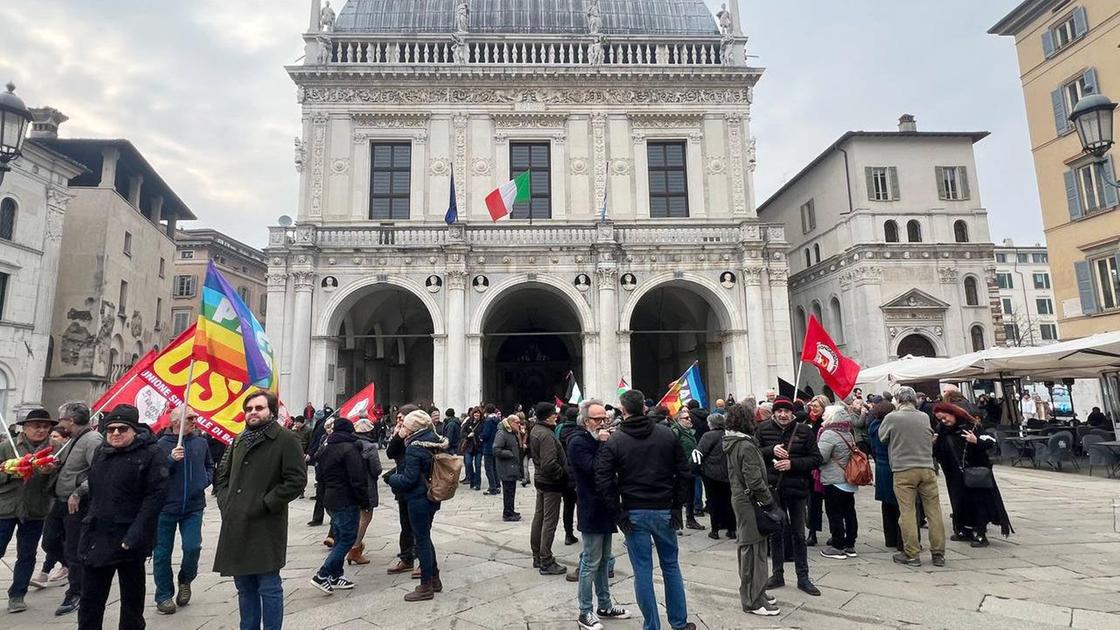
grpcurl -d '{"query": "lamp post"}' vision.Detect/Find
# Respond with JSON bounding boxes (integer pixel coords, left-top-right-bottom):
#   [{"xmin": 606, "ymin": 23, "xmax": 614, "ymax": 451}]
[
  {"xmin": 0, "ymin": 82, "xmax": 33, "ymax": 187},
  {"xmin": 1069, "ymin": 92, "xmax": 1118, "ymax": 188}
]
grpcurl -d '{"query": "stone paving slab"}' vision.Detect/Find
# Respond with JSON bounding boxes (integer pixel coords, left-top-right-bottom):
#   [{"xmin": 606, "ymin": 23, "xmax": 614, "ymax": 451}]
[{"xmin": 2, "ymin": 462, "xmax": 1118, "ymax": 629}]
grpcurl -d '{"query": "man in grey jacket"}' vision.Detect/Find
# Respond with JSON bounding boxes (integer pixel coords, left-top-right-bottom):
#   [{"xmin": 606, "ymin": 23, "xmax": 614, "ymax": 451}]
[
  {"xmin": 878, "ymin": 387, "xmax": 945, "ymax": 567},
  {"xmin": 48, "ymin": 401, "xmax": 103, "ymax": 616}
]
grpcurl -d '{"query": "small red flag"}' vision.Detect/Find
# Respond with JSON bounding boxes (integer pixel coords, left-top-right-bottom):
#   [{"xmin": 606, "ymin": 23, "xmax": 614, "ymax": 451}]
[
  {"xmin": 800, "ymin": 315, "xmax": 861, "ymax": 399},
  {"xmin": 337, "ymin": 383, "xmax": 377, "ymax": 420}
]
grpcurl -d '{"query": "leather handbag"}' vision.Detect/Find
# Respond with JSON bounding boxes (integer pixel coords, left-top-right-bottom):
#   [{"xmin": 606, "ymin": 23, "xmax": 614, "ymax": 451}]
[
  {"xmin": 961, "ymin": 443, "xmax": 995, "ymax": 489},
  {"xmin": 754, "ymin": 502, "xmax": 786, "ymax": 535}
]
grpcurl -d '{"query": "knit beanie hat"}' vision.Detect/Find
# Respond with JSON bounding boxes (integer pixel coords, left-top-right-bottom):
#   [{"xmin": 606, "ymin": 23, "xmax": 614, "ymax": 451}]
[{"xmin": 402, "ymin": 410, "xmax": 432, "ymax": 433}]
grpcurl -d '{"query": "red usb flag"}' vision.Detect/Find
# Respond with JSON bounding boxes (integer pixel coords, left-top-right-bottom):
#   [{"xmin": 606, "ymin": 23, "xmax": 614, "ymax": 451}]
[{"xmin": 800, "ymin": 315, "xmax": 861, "ymax": 399}]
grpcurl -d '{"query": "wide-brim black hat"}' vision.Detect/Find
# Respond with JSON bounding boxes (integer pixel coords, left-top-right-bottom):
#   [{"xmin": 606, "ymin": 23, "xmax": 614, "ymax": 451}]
[{"xmin": 17, "ymin": 408, "xmax": 57, "ymax": 426}]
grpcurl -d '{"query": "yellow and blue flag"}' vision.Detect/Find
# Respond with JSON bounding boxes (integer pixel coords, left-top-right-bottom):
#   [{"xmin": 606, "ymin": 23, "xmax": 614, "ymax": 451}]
[{"xmin": 192, "ymin": 261, "xmax": 274, "ymax": 387}]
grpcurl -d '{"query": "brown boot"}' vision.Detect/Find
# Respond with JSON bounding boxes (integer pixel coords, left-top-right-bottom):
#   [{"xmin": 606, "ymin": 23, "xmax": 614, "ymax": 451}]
[
  {"xmin": 346, "ymin": 542, "xmax": 370, "ymax": 566},
  {"xmin": 403, "ymin": 583, "xmax": 434, "ymax": 602},
  {"xmin": 432, "ymin": 575, "xmax": 443, "ymax": 593},
  {"xmin": 386, "ymin": 560, "xmax": 413, "ymax": 575}
]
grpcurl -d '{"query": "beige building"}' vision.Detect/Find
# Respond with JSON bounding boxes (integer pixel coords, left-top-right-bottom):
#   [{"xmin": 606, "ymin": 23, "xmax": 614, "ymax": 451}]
[
  {"xmin": 36, "ymin": 129, "xmax": 195, "ymax": 412},
  {"xmin": 0, "ymin": 108, "xmax": 85, "ymax": 421},
  {"xmin": 171, "ymin": 228, "xmax": 267, "ymax": 337},
  {"xmin": 990, "ymin": 1, "xmax": 1120, "ymax": 339},
  {"xmin": 993, "ymin": 240, "xmax": 1060, "ymax": 346}
]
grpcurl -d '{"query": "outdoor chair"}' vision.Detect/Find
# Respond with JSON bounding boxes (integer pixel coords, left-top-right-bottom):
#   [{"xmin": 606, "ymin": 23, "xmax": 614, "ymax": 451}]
[
  {"xmin": 1038, "ymin": 431, "xmax": 1078, "ymax": 472},
  {"xmin": 1081, "ymin": 435, "xmax": 1116, "ymax": 477},
  {"xmin": 997, "ymin": 434, "xmax": 1027, "ymax": 467}
]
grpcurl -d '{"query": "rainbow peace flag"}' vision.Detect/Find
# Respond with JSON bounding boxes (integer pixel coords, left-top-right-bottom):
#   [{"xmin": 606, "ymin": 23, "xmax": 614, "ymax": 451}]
[{"xmin": 192, "ymin": 261, "xmax": 274, "ymax": 387}]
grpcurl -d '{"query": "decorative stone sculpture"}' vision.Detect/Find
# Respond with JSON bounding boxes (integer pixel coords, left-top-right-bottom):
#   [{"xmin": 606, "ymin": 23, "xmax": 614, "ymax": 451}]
[
  {"xmin": 294, "ymin": 136, "xmax": 305, "ymax": 172},
  {"xmin": 587, "ymin": 0, "xmax": 602, "ymax": 35},
  {"xmin": 456, "ymin": 0, "xmax": 470, "ymax": 33},
  {"xmin": 320, "ymin": 0, "xmax": 336, "ymax": 32},
  {"xmin": 720, "ymin": 33, "xmax": 734, "ymax": 64},
  {"xmin": 716, "ymin": 3, "xmax": 733, "ymax": 35},
  {"xmin": 588, "ymin": 35, "xmax": 605, "ymax": 65}
]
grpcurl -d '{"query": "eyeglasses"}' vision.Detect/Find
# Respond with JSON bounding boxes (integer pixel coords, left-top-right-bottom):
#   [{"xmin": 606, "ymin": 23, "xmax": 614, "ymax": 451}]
[
  {"xmin": 105, "ymin": 426, "xmax": 132, "ymax": 434},
  {"xmin": 589, "ymin": 416, "xmax": 609, "ymax": 421},
  {"xmin": 244, "ymin": 405, "xmax": 268, "ymax": 412}
]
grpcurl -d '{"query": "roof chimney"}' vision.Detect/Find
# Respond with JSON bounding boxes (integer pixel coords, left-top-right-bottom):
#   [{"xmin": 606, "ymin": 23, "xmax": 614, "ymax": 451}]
[
  {"xmin": 898, "ymin": 114, "xmax": 917, "ymax": 133},
  {"xmin": 1002, "ymin": 238, "xmax": 1014, "ymax": 247},
  {"xmin": 29, "ymin": 107, "xmax": 68, "ymax": 139}
]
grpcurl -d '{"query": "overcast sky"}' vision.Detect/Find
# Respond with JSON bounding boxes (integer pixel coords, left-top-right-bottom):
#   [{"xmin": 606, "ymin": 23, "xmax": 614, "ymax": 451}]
[{"xmin": 0, "ymin": 0, "xmax": 1044, "ymax": 249}]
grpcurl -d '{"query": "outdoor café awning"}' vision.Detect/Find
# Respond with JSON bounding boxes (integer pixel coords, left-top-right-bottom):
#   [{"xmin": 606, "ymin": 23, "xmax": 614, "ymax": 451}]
[{"xmin": 858, "ymin": 331, "xmax": 1120, "ymax": 385}]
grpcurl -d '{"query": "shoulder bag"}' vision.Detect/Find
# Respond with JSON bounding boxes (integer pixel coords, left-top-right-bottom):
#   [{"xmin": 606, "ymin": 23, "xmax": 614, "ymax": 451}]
[{"xmin": 960, "ymin": 440, "xmax": 995, "ymax": 489}]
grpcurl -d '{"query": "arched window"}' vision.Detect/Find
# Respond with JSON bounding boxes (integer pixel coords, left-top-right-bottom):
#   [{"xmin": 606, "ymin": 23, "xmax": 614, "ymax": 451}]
[
  {"xmin": 813, "ymin": 243, "xmax": 821, "ymax": 263},
  {"xmin": 954, "ymin": 220, "xmax": 969, "ymax": 243},
  {"xmin": 0, "ymin": 198, "xmax": 16, "ymax": 241},
  {"xmin": 971, "ymin": 325, "xmax": 986, "ymax": 352},
  {"xmin": 804, "ymin": 248, "xmax": 812, "ymax": 267},
  {"xmin": 829, "ymin": 297, "xmax": 844, "ymax": 343},
  {"xmin": 906, "ymin": 220, "xmax": 922, "ymax": 242},
  {"xmin": 884, "ymin": 220, "xmax": 899, "ymax": 243},
  {"xmin": 964, "ymin": 276, "xmax": 980, "ymax": 306},
  {"xmin": 811, "ymin": 300, "xmax": 824, "ymax": 324},
  {"xmin": 795, "ymin": 306, "xmax": 807, "ymax": 343}
]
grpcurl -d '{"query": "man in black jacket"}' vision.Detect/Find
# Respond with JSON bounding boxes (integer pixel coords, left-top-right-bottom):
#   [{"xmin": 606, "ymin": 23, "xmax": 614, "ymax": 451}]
[
  {"xmin": 595, "ymin": 390, "xmax": 697, "ymax": 630},
  {"xmin": 78, "ymin": 404, "xmax": 168, "ymax": 630},
  {"xmin": 755, "ymin": 397, "xmax": 823, "ymax": 596},
  {"xmin": 310, "ymin": 418, "xmax": 371, "ymax": 594}
]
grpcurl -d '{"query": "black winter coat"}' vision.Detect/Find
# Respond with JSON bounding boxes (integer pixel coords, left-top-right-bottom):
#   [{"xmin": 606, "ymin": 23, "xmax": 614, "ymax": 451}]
[
  {"xmin": 933, "ymin": 424, "xmax": 1013, "ymax": 537},
  {"xmin": 442, "ymin": 418, "xmax": 462, "ymax": 455},
  {"xmin": 568, "ymin": 429, "xmax": 617, "ymax": 534},
  {"xmin": 317, "ymin": 434, "xmax": 372, "ymax": 511},
  {"xmin": 756, "ymin": 419, "xmax": 823, "ymax": 499},
  {"xmin": 355, "ymin": 433, "xmax": 382, "ymax": 508},
  {"xmin": 695, "ymin": 428, "xmax": 729, "ymax": 482},
  {"xmin": 595, "ymin": 415, "xmax": 691, "ymax": 511},
  {"xmin": 80, "ymin": 433, "xmax": 168, "ymax": 567},
  {"xmin": 689, "ymin": 407, "xmax": 711, "ymax": 440}
]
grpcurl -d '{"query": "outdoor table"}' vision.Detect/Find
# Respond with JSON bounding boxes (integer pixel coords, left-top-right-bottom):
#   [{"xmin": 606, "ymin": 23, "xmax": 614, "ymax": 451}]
[
  {"xmin": 1093, "ymin": 441, "xmax": 1120, "ymax": 478},
  {"xmin": 1004, "ymin": 435, "xmax": 1050, "ymax": 468}
]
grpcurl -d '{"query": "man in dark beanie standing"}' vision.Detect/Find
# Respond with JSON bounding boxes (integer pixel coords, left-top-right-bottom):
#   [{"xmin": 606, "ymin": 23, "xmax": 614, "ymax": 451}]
[
  {"xmin": 0, "ymin": 408, "xmax": 58, "ymax": 613},
  {"xmin": 78, "ymin": 404, "xmax": 168, "ymax": 630},
  {"xmin": 214, "ymin": 390, "xmax": 306, "ymax": 630}
]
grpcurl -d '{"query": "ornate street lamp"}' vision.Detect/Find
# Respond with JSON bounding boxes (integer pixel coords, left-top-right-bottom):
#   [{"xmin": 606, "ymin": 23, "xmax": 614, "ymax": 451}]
[
  {"xmin": 1069, "ymin": 92, "xmax": 1116, "ymax": 159},
  {"xmin": 0, "ymin": 82, "xmax": 33, "ymax": 187}
]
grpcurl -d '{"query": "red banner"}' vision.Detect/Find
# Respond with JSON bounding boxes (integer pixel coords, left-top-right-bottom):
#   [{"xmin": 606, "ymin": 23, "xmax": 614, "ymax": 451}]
[
  {"xmin": 337, "ymin": 383, "xmax": 376, "ymax": 420},
  {"xmin": 800, "ymin": 315, "xmax": 861, "ymax": 400}
]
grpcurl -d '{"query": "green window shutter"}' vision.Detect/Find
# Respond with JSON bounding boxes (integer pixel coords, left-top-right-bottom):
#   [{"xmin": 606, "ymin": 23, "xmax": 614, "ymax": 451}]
[
  {"xmin": 958, "ymin": 167, "xmax": 970, "ymax": 200},
  {"xmin": 1051, "ymin": 88, "xmax": 1069, "ymax": 134},
  {"xmin": 888, "ymin": 167, "xmax": 900, "ymax": 200},
  {"xmin": 935, "ymin": 166, "xmax": 947, "ymax": 200},
  {"xmin": 1065, "ymin": 169, "xmax": 1083, "ymax": 220},
  {"xmin": 865, "ymin": 167, "xmax": 875, "ymax": 201},
  {"xmin": 1075, "ymin": 260, "xmax": 1098, "ymax": 315}
]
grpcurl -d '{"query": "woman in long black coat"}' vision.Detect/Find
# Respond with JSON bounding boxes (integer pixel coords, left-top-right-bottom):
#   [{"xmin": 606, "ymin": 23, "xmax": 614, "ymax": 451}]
[{"xmin": 932, "ymin": 403, "xmax": 1013, "ymax": 547}]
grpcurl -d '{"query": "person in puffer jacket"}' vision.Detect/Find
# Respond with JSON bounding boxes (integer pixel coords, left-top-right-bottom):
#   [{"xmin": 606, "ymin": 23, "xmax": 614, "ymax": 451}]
[
  {"xmin": 153, "ymin": 407, "xmax": 214, "ymax": 615},
  {"xmin": 816, "ymin": 405, "xmax": 859, "ymax": 561}
]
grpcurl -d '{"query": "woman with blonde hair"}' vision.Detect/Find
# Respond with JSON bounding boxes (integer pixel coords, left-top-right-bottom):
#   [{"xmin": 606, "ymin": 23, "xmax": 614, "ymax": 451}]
[{"xmin": 804, "ymin": 395, "xmax": 829, "ymax": 547}]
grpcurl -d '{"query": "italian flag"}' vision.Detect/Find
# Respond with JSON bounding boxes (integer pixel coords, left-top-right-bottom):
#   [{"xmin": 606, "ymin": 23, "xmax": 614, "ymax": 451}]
[{"xmin": 485, "ymin": 172, "xmax": 531, "ymax": 222}]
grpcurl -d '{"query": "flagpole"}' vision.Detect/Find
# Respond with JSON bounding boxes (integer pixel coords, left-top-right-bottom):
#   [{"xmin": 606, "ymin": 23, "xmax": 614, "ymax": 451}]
[
  {"xmin": 92, "ymin": 368, "xmax": 148, "ymax": 422},
  {"xmin": 177, "ymin": 359, "xmax": 198, "ymax": 448},
  {"xmin": 792, "ymin": 360, "xmax": 805, "ymax": 401},
  {"xmin": 0, "ymin": 412, "xmax": 20, "ymax": 461}
]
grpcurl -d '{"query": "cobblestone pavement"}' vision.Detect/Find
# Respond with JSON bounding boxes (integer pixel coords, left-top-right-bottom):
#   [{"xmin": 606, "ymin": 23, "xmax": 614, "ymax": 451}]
[{"xmin": 3, "ymin": 462, "xmax": 1119, "ymax": 629}]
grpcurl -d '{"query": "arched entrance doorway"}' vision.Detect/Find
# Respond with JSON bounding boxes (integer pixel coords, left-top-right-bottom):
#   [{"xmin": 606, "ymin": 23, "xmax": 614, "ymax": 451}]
[
  {"xmin": 629, "ymin": 282, "xmax": 731, "ymax": 405},
  {"xmin": 334, "ymin": 286, "xmax": 435, "ymax": 409},
  {"xmin": 481, "ymin": 285, "xmax": 583, "ymax": 412},
  {"xmin": 896, "ymin": 332, "xmax": 939, "ymax": 396}
]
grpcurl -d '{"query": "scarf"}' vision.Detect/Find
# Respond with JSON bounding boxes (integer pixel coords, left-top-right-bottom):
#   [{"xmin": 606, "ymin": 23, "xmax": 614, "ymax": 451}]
[{"xmin": 239, "ymin": 419, "xmax": 274, "ymax": 450}]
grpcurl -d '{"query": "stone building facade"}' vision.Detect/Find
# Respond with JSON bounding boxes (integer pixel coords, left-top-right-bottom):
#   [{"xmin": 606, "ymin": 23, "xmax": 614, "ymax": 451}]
[
  {"xmin": 994, "ymin": 240, "xmax": 1060, "ymax": 347},
  {"xmin": 757, "ymin": 117, "xmax": 1002, "ymax": 393},
  {"xmin": 37, "ymin": 133, "xmax": 195, "ymax": 412},
  {"xmin": 266, "ymin": 0, "xmax": 795, "ymax": 412},
  {"xmin": 171, "ymin": 229, "xmax": 268, "ymax": 337},
  {"xmin": 0, "ymin": 111, "xmax": 84, "ymax": 421}
]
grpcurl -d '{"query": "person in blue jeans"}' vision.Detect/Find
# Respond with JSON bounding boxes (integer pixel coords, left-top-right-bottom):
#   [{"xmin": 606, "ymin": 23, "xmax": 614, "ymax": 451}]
[
  {"xmin": 153, "ymin": 408, "xmax": 214, "ymax": 614},
  {"xmin": 595, "ymin": 389, "xmax": 696, "ymax": 630},
  {"xmin": 389, "ymin": 410, "xmax": 450, "ymax": 601},
  {"xmin": 310, "ymin": 418, "xmax": 370, "ymax": 594},
  {"xmin": 481, "ymin": 405, "xmax": 501, "ymax": 494},
  {"xmin": 462, "ymin": 408, "xmax": 483, "ymax": 490},
  {"xmin": 214, "ymin": 391, "xmax": 307, "ymax": 630}
]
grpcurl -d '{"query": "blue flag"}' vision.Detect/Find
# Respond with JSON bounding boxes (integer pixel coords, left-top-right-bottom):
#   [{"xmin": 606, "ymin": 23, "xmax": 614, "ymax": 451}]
[{"xmin": 445, "ymin": 168, "xmax": 458, "ymax": 225}]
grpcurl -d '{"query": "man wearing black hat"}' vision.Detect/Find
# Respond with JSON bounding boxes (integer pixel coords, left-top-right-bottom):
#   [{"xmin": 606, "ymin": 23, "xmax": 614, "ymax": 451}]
[
  {"xmin": 0, "ymin": 408, "xmax": 58, "ymax": 613},
  {"xmin": 755, "ymin": 396, "xmax": 823, "ymax": 597},
  {"xmin": 77, "ymin": 404, "xmax": 168, "ymax": 630}
]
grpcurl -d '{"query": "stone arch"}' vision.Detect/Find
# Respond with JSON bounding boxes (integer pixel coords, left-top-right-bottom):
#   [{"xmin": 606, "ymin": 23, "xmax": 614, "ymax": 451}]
[
  {"xmin": 963, "ymin": 274, "xmax": 981, "ymax": 306},
  {"xmin": 969, "ymin": 323, "xmax": 986, "ymax": 352},
  {"xmin": 317, "ymin": 275, "xmax": 445, "ymax": 337},
  {"xmin": 892, "ymin": 329, "xmax": 945, "ymax": 357},
  {"xmin": 469, "ymin": 273, "xmax": 595, "ymax": 336},
  {"xmin": 828, "ymin": 295, "xmax": 844, "ymax": 343},
  {"xmin": 619, "ymin": 271, "xmax": 739, "ymax": 333}
]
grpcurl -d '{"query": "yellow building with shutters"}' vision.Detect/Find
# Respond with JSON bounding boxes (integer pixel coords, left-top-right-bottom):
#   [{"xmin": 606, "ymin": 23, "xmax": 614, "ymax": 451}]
[{"xmin": 990, "ymin": 1, "xmax": 1120, "ymax": 338}]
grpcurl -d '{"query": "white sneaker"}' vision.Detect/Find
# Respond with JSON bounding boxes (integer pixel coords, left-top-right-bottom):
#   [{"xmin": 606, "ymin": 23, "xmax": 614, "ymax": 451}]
[
  {"xmin": 48, "ymin": 566, "xmax": 69, "ymax": 584},
  {"xmin": 749, "ymin": 604, "xmax": 781, "ymax": 616},
  {"xmin": 578, "ymin": 611, "xmax": 604, "ymax": 630},
  {"xmin": 29, "ymin": 572, "xmax": 50, "ymax": 589}
]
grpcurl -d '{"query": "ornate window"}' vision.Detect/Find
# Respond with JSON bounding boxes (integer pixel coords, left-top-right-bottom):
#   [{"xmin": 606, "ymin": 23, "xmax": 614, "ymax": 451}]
[
  {"xmin": 953, "ymin": 220, "xmax": 969, "ymax": 243},
  {"xmin": 510, "ymin": 142, "xmax": 551, "ymax": 220},
  {"xmin": 829, "ymin": 298, "xmax": 844, "ymax": 343},
  {"xmin": 970, "ymin": 325, "xmax": 985, "ymax": 352},
  {"xmin": 647, "ymin": 141, "xmax": 688, "ymax": 218},
  {"xmin": 906, "ymin": 220, "xmax": 922, "ymax": 243},
  {"xmin": 884, "ymin": 220, "xmax": 899, "ymax": 243},
  {"xmin": 370, "ymin": 142, "xmax": 412, "ymax": 220},
  {"xmin": 964, "ymin": 276, "xmax": 980, "ymax": 306}
]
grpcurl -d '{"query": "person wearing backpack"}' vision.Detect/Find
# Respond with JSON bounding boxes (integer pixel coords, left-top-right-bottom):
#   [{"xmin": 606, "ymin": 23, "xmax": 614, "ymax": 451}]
[
  {"xmin": 816, "ymin": 405, "xmax": 860, "ymax": 560},
  {"xmin": 388, "ymin": 410, "xmax": 450, "ymax": 602}
]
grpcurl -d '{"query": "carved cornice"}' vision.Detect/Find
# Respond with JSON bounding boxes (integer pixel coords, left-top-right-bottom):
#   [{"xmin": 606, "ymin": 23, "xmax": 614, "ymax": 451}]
[
  {"xmin": 302, "ymin": 87, "xmax": 752, "ymax": 107},
  {"xmin": 350, "ymin": 113, "xmax": 430, "ymax": 127},
  {"xmin": 627, "ymin": 113, "xmax": 706, "ymax": 129},
  {"xmin": 491, "ymin": 113, "xmax": 570, "ymax": 129}
]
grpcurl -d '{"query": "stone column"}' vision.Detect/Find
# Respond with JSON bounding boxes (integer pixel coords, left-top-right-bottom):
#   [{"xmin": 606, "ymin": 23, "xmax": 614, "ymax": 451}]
[
  {"xmin": 766, "ymin": 265, "xmax": 796, "ymax": 381},
  {"xmin": 742, "ymin": 265, "xmax": 768, "ymax": 395},
  {"xmin": 466, "ymin": 333, "xmax": 482, "ymax": 407},
  {"xmin": 100, "ymin": 147, "xmax": 120, "ymax": 188},
  {"xmin": 308, "ymin": 336, "xmax": 337, "ymax": 407},
  {"xmin": 445, "ymin": 270, "xmax": 468, "ymax": 410},
  {"xmin": 939, "ymin": 267, "xmax": 964, "ymax": 356},
  {"xmin": 582, "ymin": 332, "xmax": 599, "ymax": 401},
  {"xmin": 264, "ymin": 272, "xmax": 289, "ymax": 383},
  {"xmin": 287, "ymin": 271, "xmax": 315, "ymax": 407},
  {"xmin": 149, "ymin": 196, "xmax": 163, "ymax": 224},
  {"xmin": 432, "ymin": 334, "xmax": 448, "ymax": 408},
  {"xmin": 165, "ymin": 217, "xmax": 178, "ymax": 238},
  {"xmin": 617, "ymin": 331, "xmax": 632, "ymax": 399},
  {"xmin": 127, "ymin": 174, "xmax": 143, "ymax": 208},
  {"xmin": 596, "ymin": 266, "xmax": 618, "ymax": 397}
]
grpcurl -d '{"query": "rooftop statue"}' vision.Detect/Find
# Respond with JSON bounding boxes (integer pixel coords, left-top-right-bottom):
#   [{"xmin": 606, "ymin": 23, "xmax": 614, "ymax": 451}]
[{"xmin": 320, "ymin": 0, "xmax": 336, "ymax": 32}]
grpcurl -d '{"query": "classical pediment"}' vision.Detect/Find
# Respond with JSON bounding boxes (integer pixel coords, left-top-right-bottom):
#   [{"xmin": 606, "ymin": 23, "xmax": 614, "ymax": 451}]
[{"xmin": 881, "ymin": 288, "xmax": 950, "ymax": 312}]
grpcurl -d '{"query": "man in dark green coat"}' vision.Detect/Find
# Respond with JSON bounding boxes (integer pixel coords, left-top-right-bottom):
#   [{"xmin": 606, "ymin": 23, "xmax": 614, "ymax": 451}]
[{"xmin": 213, "ymin": 391, "xmax": 306, "ymax": 630}]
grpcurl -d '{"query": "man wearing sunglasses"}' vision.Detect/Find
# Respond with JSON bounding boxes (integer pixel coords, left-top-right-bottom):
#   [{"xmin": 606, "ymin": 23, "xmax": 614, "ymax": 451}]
[
  {"xmin": 213, "ymin": 390, "xmax": 306, "ymax": 630},
  {"xmin": 77, "ymin": 404, "xmax": 168, "ymax": 630}
]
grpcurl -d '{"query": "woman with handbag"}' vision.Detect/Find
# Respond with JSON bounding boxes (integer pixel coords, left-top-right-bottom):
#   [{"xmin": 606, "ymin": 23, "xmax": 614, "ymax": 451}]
[
  {"xmin": 723, "ymin": 404, "xmax": 781, "ymax": 617},
  {"xmin": 816, "ymin": 406, "xmax": 860, "ymax": 560},
  {"xmin": 932, "ymin": 403, "xmax": 1013, "ymax": 548}
]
